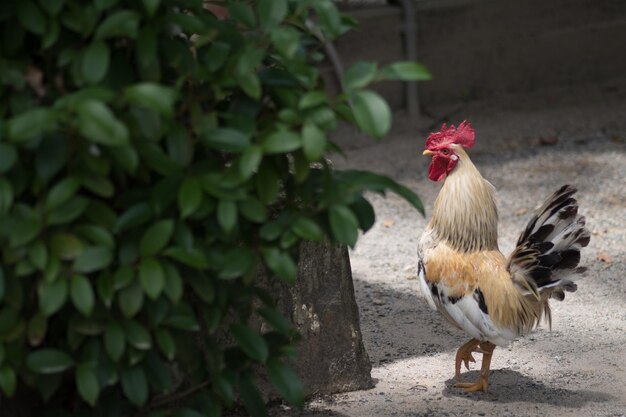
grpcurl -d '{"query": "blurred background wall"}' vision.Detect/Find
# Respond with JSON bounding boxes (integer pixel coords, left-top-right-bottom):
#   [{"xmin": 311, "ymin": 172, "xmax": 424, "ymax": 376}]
[{"xmin": 325, "ymin": 0, "xmax": 626, "ymax": 110}]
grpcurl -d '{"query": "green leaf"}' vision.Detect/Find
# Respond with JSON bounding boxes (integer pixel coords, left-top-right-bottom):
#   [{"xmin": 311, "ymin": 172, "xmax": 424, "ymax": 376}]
[
  {"xmin": 164, "ymin": 247, "xmax": 209, "ymax": 269},
  {"xmin": 118, "ymin": 281, "xmax": 144, "ymax": 318},
  {"xmin": 178, "ymin": 179, "xmax": 202, "ymax": 218},
  {"xmin": 46, "ymin": 196, "xmax": 88, "ymax": 226},
  {"xmin": 267, "ymin": 359, "xmax": 304, "ymax": 406},
  {"xmin": 40, "ymin": 0, "xmax": 65, "ymax": 16},
  {"xmin": 76, "ymin": 363, "xmax": 100, "ymax": 406},
  {"xmin": 140, "ymin": 220, "xmax": 174, "ymax": 256},
  {"xmin": 261, "ymin": 248, "xmax": 297, "ymax": 283},
  {"xmin": 239, "ymin": 198, "xmax": 267, "ymax": 223},
  {"xmin": 108, "ymin": 145, "xmax": 139, "ymax": 173},
  {"xmin": 116, "ymin": 203, "xmax": 153, "ymax": 232},
  {"xmin": 239, "ymin": 374, "xmax": 268, "ymax": 417},
  {"xmin": 350, "ymin": 195, "xmax": 376, "ymax": 232},
  {"xmin": 142, "ymin": 0, "xmax": 160, "ymax": 16},
  {"xmin": 123, "ymin": 320, "xmax": 152, "ymax": 350},
  {"xmin": 45, "ymin": 177, "xmax": 80, "ymax": 211},
  {"xmin": 70, "ymin": 275, "xmax": 95, "ymax": 317},
  {"xmin": 219, "ymin": 247, "xmax": 255, "ymax": 280},
  {"xmin": 231, "ymin": 324, "xmax": 268, "ymax": 363},
  {"xmin": 217, "ymin": 200, "xmax": 237, "ymax": 234},
  {"xmin": 270, "ymin": 26, "xmax": 299, "ymax": 58},
  {"xmin": 0, "ymin": 267, "xmax": 5, "ymax": 301},
  {"xmin": 27, "ymin": 311, "xmax": 47, "ymax": 346},
  {"xmin": 257, "ymin": 307, "xmax": 292, "ymax": 334},
  {"xmin": 350, "ymin": 90, "xmax": 391, "ymax": 139},
  {"xmin": 380, "ymin": 61, "xmax": 432, "ymax": 81},
  {"xmin": 336, "ymin": 170, "xmax": 424, "ymax": 215},
  {"xmin": 121, "ymin": 366, "xmax": 148, "ymax": 407},
  {"xmin": 314, "ymin": 0, "xmax": 344, "ymax": 38},
  {"xmin": 136, "ymin": 26, "xmax": 157, "ymax": 68},
  {"xmin": 114, "ymin": 265, "xmax": 134, "ymax": 290},
  {"xmin": 8, "ymin": 205, "xmax": 42, "ymax": 247},
  {"xmin": 0, "ymin": 143, "xmax": 17, "ymax": 173},
  {"xmin": 82, "ymin": 174, "xmax": 114, "ymax": 197},
  {"xmin": 50, "ymin": 233, "xmax": 84, "ymax": 260},
  {"xmin": 155, "ymin": 329, "xmax": 175, "ymax": 360},
  {"xmin": 237, "ymin": 71, "xmax": 261, "ymax": 100},
  {"xmin": 298, "ymin": 91, "xmax": 327, "ymax": 110},
  {"xmin": 0, "ymin": 366, "xmax": 16, "ymax": 397},
  {"xmin": 139, "ymin": 258, "xmax": 165, "ymax": 300},
  {"xmin": 329, "ymin": 205, "xmax": 359, "ymax": 247},
  {"xmin": 35, "ymin": 135, "xmax": 67, "ymax": 181},
  {"xmin": 262, "ymin": 131, "xmax": 301, "ymax": 154},
  {"xmin": 77, "ymin": 100, "xmax": 129, "ymax": 146},
  {"xmin": 228, "ymin": 1, "xmax": 255, "ymax": 28},
  {"xmin": 17, "ymin": 0, "xmax": 46, "ymax": 34},
  {"xmin": 72, "ymin": 246, "xmax": 112, "ymax": 273},
  {"xmin": 213, "ymin": 374, "xmax": 235, "ymax": 406},
  {"xmin": 82, "ymin": 41, "xmax": 110, "ymax": 84},
  {"xmin": 26, "ymin": 349, "xmax": 74, "ymax": 374},
  {"xmin": 239, "ymin": 146, "xmax": 262, "ymax": 179},
  {"xmin": 202, "ymin": 128, "xmax": 250, "ymax": 152},
  {"xmin": 97, "ymin": 273, "xmax": 114, "ymax": 308},
  {"xmin": 187, "ymin": 272, "xmax": 214, "ymax": 304},
  {"xmin": 163, "ymin": 304, "xmax": 199, "ymax": 331},
  {"xmin": 7, "ymin": 108, "xmax": 57, "ymax": 143},
  {"xmin": 125, "ymin": 83, "xmax": 178, "ymax": 117},
  {"xmin": 104, "ymin": 322, "xmax": 126, "ymax": 361},
  {"xmin": 95, "ymin": 10, "xmax": 140, "ymax": 40},
  {"xmin": 0, "ymin": 179, "xmax": 13, "ymax": 215},
  {"xmin": 173, "ymin": 410, "xmax": 207, "ymax": 417},
  {"xmin": 292, "ymin": 217, "xmax": 324, "ymax": 241},
  {"xmin": 38, "ymin": 279, "xmax": 68, "ymax": 316},
  {"xmin": 81, "ymin": 173, "xmax": 114, "ymax": 200},
  {"xmin": 42, "ymin": 18, "xmax": 60, "ymax": 49},
  {"xmin": 343, "ymin": 61, "xmax": 377, "ymax": 91},
  {"xmin": 255, "ymin": 164, "xmax": 280, "ymax": 204},
  {"xmin": 0, "ymin": 308, "xmax": 18, "ymax": 335},
  {"xmin": 28, "ymin": 240, "xmax": 48, "ymax": 270},
  {"xmin": 44, "ymin": 257, "xmax": 61, "ymax": 284},
  {"xmin": 302, "ymin": 122, "xmax": 325, "ymax": 161},
  {"xmin": 258, "ymin": 0, "xmax": 286, "ymax": 31},
  {"xmin": 163, "ymin": 262, "xmax": 183, "ymax": 303},
  {"xmin": 76, "ymin": 225, "xmax": 114, "ymax": 249}
]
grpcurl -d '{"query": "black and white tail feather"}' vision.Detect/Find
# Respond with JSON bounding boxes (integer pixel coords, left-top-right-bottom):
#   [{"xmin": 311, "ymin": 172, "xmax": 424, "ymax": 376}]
[{"xmin": 507, "ymin": 185, "xmax": 590, "ymax": 325}]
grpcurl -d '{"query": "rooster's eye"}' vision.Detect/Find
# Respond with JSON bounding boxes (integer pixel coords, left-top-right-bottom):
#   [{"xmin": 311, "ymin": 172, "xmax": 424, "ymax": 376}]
[{"xmin": 442, "ymin": 149, "xmax": 449, "ymax": 155}]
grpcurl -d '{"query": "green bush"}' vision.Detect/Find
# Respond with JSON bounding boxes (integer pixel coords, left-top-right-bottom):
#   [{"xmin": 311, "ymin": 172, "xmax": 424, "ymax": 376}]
[{"xmin": 0, "ymin": 0, "xmax": 429, "ymax": 415}]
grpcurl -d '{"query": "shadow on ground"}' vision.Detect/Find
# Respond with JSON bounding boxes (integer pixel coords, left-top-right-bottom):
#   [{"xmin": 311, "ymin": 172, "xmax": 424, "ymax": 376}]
[
  {"xmin": 269, "ymin": 408, "xmax": 351, "ymax": 417},
  {"xmin": 352, "ymin": 276, "xmax": 466, "ymax": 366},
  {"xmin": 443, "ymin": 369, "xmax": 614, "ymax": 406}
]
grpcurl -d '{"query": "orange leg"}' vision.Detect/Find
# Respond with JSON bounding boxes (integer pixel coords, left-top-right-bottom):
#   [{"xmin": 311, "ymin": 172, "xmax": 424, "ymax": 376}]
[
  {"xmin": 454, "ymin": 341, "xmax": 496, "ymax": 393},
  {"xmin": 454, "ymin": 338, "xmax": 480, "ymax": 382}
]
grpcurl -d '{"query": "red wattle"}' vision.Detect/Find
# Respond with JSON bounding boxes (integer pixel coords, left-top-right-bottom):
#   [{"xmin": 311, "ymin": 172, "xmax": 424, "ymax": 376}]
[{"xmin": 428, "ymin": 156, "xmax": 448, "ymax": 182}]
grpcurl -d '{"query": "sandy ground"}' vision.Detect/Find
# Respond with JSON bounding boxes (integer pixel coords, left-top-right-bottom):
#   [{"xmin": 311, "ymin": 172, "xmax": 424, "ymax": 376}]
[{"xmin": 274, "ymin": 83, "xmax": 626, "ymax": 416}]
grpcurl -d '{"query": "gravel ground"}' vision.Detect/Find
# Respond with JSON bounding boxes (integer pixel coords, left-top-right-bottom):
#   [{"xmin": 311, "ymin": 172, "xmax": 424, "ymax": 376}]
[{"xmin": 273, "ymin": 83, "xmax": 626, "ymax": 417}]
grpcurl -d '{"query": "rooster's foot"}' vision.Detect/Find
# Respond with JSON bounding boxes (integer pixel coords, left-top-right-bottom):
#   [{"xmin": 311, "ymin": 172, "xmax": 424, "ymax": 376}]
[
  {"xmin": 454, "ymin": 377, "xmax": 489, "ymax": 393},
  {"xmin": 454, "ymin": 338, "xmax": 480, "ymax": 381},
  {"xmin": 453, "ymin": 341, "xmax": 495, "ymax": 393}
]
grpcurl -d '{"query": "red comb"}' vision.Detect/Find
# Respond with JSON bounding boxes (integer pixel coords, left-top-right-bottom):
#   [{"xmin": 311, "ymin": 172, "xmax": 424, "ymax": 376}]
[{"xmin": 425, "ymin": 120, "xmax": 475, "ymax": 149}]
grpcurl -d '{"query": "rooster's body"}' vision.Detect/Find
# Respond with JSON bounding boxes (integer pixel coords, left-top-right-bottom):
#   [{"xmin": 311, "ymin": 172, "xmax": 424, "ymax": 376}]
[{"xmin": 418, "ymin": 122, "xmax": 590, "ymax": 392}]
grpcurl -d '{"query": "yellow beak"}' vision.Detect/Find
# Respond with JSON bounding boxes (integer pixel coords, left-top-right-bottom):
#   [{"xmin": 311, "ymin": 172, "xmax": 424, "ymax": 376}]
[{"xmin": 422, "ymin": 149, "xmax": 434, "ymax": 156}]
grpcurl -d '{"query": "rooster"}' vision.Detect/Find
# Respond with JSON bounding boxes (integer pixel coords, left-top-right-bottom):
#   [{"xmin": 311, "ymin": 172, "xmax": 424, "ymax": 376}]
[{"xmin": 417, "ymin": 121, "xmax": 590, "ymax": 393}]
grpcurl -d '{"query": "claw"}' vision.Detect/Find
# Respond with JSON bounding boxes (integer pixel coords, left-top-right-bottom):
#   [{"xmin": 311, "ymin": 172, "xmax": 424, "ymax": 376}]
[
  {"xmin": 454, "ymin": 378, "xmax": 488, "ymax": 393},
  {"xmin": 454, "ymin": 339, "xmax": 480, "ymax": 381},
  {"xmin": 463, "ymin": 354, "xmax": 476, "ymax": 371},
  {"xmin": 453, "ymin": 340, "xmax": 496, "ymax": 393}
]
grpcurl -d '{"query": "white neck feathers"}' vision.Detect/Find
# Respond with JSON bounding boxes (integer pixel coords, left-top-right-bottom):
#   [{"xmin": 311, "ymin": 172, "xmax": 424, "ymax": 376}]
[{"xmin": 429, "ymin": 147, "xmax": 499, "ymax": 253}]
